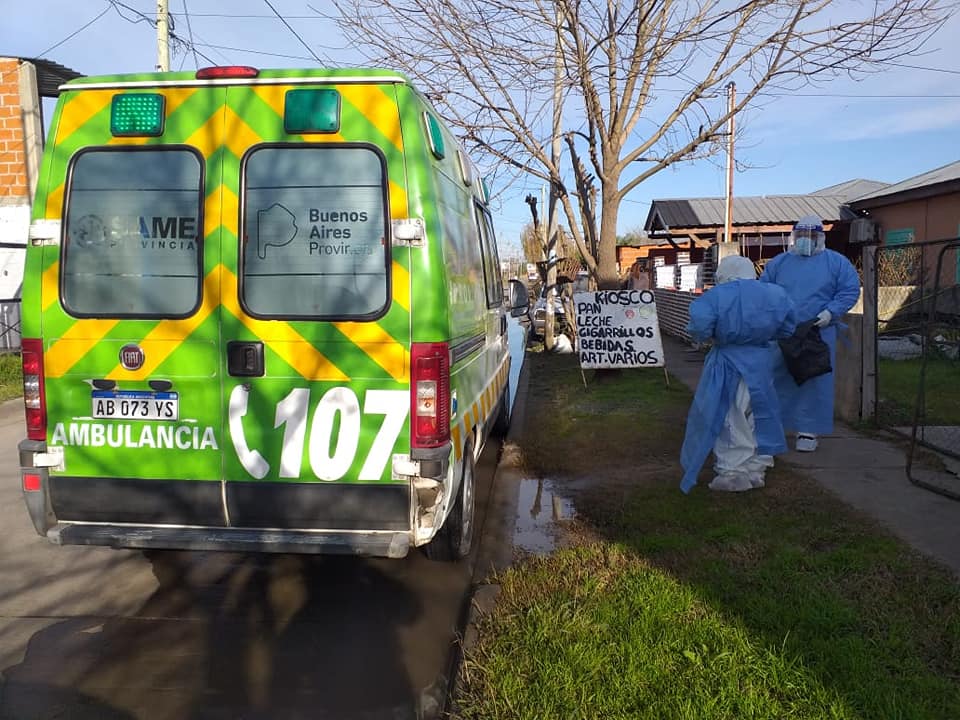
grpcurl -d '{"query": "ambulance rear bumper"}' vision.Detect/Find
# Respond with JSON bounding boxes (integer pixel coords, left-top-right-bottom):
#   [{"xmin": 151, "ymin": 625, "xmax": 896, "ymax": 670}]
[{"xmin": 46, "ymin": 523, "xmax": 412, "ymax": 558}]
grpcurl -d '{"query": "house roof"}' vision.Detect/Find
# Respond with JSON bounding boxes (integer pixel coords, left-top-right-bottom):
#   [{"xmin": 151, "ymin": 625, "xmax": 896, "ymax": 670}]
[
  {"xmin": 848, "ymin": 160, "xmax": 960, "ymax": 209},
  {"xmin": 5, "ymin": 57, "xmax": 83, "ymax": 97},
  {"xmin": 644, "ymin": 194, "xmax": 856, "ymax": 234},
  {"xmin": 811, "ymin": 179, "xmax": 889, "ymax": 202}
]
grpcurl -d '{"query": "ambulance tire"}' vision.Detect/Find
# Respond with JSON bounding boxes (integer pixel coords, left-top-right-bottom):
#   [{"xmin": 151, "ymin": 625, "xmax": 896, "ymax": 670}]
[
  {"xmin": 424, "ymin": 441, "xmax": 476, "ymax": 562},
  {"xmin": 491, "ymin": 387, "xmax": 511, "ymax": 438}
]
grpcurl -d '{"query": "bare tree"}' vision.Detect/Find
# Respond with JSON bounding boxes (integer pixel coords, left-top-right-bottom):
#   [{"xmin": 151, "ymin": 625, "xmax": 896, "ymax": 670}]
[
  {"xmin": 520, "ymin": 222, "xmax": 582, "ymax": 269},
  {"xmin": 325, "ymin": 0, "xmax": 951, "ymax": 288}
]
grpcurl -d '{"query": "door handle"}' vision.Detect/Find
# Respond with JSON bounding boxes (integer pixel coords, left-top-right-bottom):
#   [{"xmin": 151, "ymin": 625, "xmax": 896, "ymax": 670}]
[{"xmin": 227, "ymin": 341, "xmax": 265, "ymax": 377}]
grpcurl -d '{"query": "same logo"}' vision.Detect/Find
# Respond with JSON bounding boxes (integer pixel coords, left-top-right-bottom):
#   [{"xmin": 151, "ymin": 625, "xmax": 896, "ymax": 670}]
[{"xmin": 119, "ymin": 344, "xmax": 145, "ymax": 371}]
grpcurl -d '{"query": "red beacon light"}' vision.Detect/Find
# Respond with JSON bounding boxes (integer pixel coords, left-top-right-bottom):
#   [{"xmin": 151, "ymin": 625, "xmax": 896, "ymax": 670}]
[{"xmin": 195, "ymin": 66, "xmax": 260, "ymax": 80}]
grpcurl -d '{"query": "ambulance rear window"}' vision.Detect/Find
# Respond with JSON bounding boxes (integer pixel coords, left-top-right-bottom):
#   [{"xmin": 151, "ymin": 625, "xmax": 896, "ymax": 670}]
[
  {"xmin": 62, "ymin": 148, "xmax": 203, "ymax": 318},
  {"xmin": 240, "ymin": 144, "xmax": 390, "ymax": 319}
]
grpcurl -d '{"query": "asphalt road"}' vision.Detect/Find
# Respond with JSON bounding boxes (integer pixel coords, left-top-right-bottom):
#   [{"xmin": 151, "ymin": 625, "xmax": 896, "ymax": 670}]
[{"xmin": 0, "ymin": 395, "xmax": 507, "ymax": 720}]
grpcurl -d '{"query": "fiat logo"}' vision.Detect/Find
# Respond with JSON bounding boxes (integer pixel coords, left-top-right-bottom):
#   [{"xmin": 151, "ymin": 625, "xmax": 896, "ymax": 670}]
[{"xmin": 119, "ymin": 344, "xmax": 145, "ymax": 371}]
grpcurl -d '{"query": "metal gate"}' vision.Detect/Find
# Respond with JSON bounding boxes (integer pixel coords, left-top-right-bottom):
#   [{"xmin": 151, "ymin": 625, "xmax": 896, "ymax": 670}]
[
  {"xmin": 872, "ymin": 237, "xmax": 960, "ymax": 498},
  {"xmin": 0, "ymin": 241, "xmax": 24, "ymax": 353}
]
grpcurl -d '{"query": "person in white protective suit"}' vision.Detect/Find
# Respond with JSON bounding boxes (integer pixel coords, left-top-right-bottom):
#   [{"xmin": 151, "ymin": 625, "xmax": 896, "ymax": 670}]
[
  {"xmin": 680, "ymin": 256, "xmax": 797, "ymax": 493},
  {"xmin": 760, "ymin": 215, "xmax": 861, "ymax": 452}
]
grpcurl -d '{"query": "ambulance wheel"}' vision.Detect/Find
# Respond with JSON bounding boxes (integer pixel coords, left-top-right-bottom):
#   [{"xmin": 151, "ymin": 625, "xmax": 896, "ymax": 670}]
[
  {"xmin": 424, "ymin": 442, "xmax": 476, "ymax": 562},
  {"xmin": 491, "ymin": 387, "xmax": 511, "ymax": 438}
]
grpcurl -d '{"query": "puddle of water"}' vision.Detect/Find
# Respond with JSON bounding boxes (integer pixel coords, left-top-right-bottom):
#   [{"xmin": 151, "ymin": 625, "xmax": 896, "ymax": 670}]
[{"xmin": 513, "ymin": 477, "xmax": 576, "ymax": 554}]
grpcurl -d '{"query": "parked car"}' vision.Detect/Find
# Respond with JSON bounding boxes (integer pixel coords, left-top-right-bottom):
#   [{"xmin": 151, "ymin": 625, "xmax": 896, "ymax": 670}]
[
  {"xmin": 532, "ymin": 284, "xmax": 571, "ymax": 338},
  {"xmin": 572, "ymin": 270, "xmax": 590, "ymax": 294}
]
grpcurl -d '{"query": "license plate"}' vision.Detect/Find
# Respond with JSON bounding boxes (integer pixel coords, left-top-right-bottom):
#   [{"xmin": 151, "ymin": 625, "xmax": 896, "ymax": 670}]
[{"xmin": 92, "ymin": 390, "xmax": 179, "ymax": 421}]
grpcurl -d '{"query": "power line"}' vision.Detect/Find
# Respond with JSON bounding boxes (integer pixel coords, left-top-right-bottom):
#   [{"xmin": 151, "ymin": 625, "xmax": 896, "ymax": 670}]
[
  {"xmin": 191, "ymin": 42, "xmax": 315, "ymax": 62},
  {"xmin": 109, "ymin": 0, "xmax": 155, "ymax": 26},
  {"xmin": 109, "ymin": 0, "xmax": 218, "ymax": 67},
  {"xmin": 887, "ymin": 62, "xmax": 960, "ymax": 75},
  {"xmin": 262, "ymin": 0, "xmax": 321, "ymax": 63},
  {"xmin": 169, "ymin": 12, "xmax": 323, "ymax": 19},
  {"xmin": 767, "ymin": 92, "xmax": 960, "ymax": 98},
  {"xmin": 181, "ymin": 0, "xmax": 201, "ymax": 69},
  {"xmin": 35, "ymin": 3, "xmax": 113, "ymax": 57}
]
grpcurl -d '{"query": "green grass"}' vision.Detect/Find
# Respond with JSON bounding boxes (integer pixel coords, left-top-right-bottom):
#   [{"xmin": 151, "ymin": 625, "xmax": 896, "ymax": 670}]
[
  {"xmin": 878, "ymin": 357, "xmax": 960, "ymax": 426},
  {"xmin": 0, "ymin": 352, "xmax": 22, "ymax": 401},
  {"xmin": 457, "ymin": 352, "xmax": 960, "ymax": 720}
]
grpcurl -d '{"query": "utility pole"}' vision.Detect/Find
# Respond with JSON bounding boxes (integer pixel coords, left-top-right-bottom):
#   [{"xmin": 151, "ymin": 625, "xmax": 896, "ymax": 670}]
[
  {"xmin": 156, "ymin": 0, "xmax": 170, "ymax": 72},
  {"xmin": 543, "ymin": 7, "xmax": 564, "ymax": 351},
  {"xmin": 724, "ymin": 82, "xmax": 736, "ymax": 253}
]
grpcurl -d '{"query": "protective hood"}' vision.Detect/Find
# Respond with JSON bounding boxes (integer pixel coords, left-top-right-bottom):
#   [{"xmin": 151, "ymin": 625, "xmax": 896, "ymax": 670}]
[{"xmin": 716, "ymin": 255, "xmax": 756, "ymax": 283}]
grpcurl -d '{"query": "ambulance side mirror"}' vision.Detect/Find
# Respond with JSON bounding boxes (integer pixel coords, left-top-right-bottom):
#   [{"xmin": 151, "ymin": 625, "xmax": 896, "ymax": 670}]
[{"xmin": 507, "ymin": 279, "xmax": 529, "ymax": 318}]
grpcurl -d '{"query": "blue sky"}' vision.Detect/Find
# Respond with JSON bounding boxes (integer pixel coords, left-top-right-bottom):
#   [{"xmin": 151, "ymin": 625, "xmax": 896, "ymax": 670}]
[{"xmin": 5, "ymin": 1, "xmax": 960, "ymax": 256}]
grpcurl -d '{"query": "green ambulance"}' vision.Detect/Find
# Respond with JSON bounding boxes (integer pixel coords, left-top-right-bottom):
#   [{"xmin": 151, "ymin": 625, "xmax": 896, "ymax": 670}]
[{"xmin": 19, "ymin": 65, "xmax": 527, "ymax": 560}]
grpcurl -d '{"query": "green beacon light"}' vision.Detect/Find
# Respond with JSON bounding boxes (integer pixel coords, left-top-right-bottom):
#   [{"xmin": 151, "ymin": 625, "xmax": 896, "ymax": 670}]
[
  {"xmin": 424, "ymin": 113, "xmax": 445, "ymax": 159},
  {"xmin": 111, "ymin": 93, "xmax": 165, "ymax": 137},
  {"xmin": 284, "ymin": 89, "xmax": 341, "ymax": 134}
]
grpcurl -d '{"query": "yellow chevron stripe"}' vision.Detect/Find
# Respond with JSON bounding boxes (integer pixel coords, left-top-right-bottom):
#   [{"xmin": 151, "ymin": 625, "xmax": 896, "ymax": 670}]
[
  {"xmin": 203, "ymin": 184, "xmax": 234, "ymax": 239},
  {"xmin": 220, "ymin": 186, "xmax": 239, "ymax": 238},
  {"xmin": 332, "ymin": 321, "xmax": 409, "ymax": 382},
  {"xmin": 338, "ymin": 84, "xmax": 404, "ymax": 154},
  {"xmin": 389, "ymin": 180, "xmax": 407, "ymax": 219},
  {"xmin": 45, "ymin": 319, "xmax": 120, "ymax": 378},
  {"xmin": 186, "ymin": 107, "xmax": 227, "ymax": 158},
  {"xmin": 392, "ymin": 261, "xmax": 409, "ymax": 312},
  {"xmin": 452, "ymin": 424, "xmax": 462, "ymax": 460},
  {"xmin": 56, "ymin": 90, "xmax": 113, "ymax": 142},
  {"xmin": 244, "ymin": 84, "xmax": 287, "ymax": 115},
  {"xmin": 451, "ymin": 353, "xmax": 510, "ymax": 460},
  {"xmin": 220, "ymin": 269, "xmax": 349, "ymax": 381},
  {"xmin": 41, "ymin": 262, "xmax": 59, "ymax": 312},
  {"xmin": 222, "ymin": 106, "xmax": 264, "ymax": 159},
  {"xmin": 160, "ymin": 87, "xmax": 199, "ymax": 117},
  {"xmin": 45, "ymin": 184, "xmax": 64, "ymax": 220},
  {"xmin": 55, "ymin": 88, "xmax": 200, "ymax": 145},
  {"xmin": 105, "ymin": 268, "xmax": 221, "ymax": 380},
  {"xmin": 107, "ymin": 136, "xmax": 149, "ymax": 147}
]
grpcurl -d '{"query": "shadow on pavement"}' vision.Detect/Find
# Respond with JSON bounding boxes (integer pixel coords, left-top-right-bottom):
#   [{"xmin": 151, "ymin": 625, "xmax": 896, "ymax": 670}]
[{"xmin": 1, "ymin": 552, "xmax": 435, "ymax": 720}]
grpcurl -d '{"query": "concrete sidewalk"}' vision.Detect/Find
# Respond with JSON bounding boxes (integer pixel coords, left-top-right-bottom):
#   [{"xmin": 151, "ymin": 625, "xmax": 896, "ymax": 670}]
[{"xmin": 662, "ymin": 335, "xmax": 960, "ymax": 578}]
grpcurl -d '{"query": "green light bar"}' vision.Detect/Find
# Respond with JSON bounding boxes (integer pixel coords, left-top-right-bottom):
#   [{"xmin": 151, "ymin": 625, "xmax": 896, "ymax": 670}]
[
  {"xmin": 285, "ymin": 89, "xmax": 340, "ymax": 134},
  {"xmin": 424, "ymin": 113, "xmax": 445, "ymax": 159},
  {"xmin": 110, "ymin": 93, "xmax": 165, "ymax": 137}
]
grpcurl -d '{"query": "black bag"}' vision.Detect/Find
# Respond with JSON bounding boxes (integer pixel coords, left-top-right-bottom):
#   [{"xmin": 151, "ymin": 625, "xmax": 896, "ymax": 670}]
[{"xmin": 778, "ymin": 319, "xmax": 832, "ymax": 385}]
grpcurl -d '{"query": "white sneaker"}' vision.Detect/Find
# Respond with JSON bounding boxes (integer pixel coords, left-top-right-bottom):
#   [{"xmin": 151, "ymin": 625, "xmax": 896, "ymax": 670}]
[
  {"xmin": 748, "ymin": 472, "xmax": 766, "ymax": 489},
  {"xmin": 796, "ymin": 433, "xmax": 818, "ymax": 452}
]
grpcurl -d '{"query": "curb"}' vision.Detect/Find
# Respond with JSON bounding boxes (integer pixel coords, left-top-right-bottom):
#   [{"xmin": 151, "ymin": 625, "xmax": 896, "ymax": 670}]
[{"xmin": 442, "ymin": 352, "xmax": 530, "ymax": 717}]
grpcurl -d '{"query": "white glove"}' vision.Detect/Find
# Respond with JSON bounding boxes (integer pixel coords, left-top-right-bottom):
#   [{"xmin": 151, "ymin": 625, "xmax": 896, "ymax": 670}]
[{"xmin": 815, "ymin": 310, "xmax": 832, "ymax": 327}]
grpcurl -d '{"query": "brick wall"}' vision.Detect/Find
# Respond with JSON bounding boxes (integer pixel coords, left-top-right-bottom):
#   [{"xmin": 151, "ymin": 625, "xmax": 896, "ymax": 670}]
[{"xmin": 0, "ymin": 58, "xmax": 28, "ymax": 202}]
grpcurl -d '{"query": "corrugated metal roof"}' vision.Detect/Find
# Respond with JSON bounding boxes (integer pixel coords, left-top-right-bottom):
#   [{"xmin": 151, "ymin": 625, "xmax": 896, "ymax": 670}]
[
  {"xmin": 811, "ymin": 178, "xmax": 889, "ymax": 202},
  {"xmin": 9, "ymin": 57, "xmax": 83, "ymax": 97},
  {"xmin": 646, "ymin": 194, "xmax": 852, "ymax": 231},
  {"xmin": 849, "ymin": 160, "xmax": 960, "ymax": 204}
]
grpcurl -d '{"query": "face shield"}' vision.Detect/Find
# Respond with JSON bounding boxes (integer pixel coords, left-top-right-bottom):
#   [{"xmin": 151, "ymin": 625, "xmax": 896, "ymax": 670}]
[{"xmin": 790, "ymin": 216, "xmax": 826, "ymax": 256}]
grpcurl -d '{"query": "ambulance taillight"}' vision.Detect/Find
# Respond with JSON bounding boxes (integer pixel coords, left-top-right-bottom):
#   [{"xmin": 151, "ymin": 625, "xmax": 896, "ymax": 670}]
[
  {"xmin": 21, "ymin": 339, "xmax": 46, "ymax": 441},
  {"xmin": 411, "ymin": 343, "xmax": 450, "ymax": 449},
  {"xmin": 195, "ymin": 66, "xmax": 259, "ymax": 80}
]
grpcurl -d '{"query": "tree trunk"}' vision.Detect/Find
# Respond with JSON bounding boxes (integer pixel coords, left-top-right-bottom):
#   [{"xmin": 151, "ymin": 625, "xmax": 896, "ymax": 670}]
[{"xmin": 597, "ymin": 184, "xmax": 622, "ymax": 290}]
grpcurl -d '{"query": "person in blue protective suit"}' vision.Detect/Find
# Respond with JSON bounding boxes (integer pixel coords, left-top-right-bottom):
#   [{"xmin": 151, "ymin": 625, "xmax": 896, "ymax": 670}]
[
  {"xmin": 680, "ymin": 256, "xmax": 797, "ymax": 493},
  {"xmin": 760, "ymin": 215, "xmax": 861, "ymax": 452}
]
